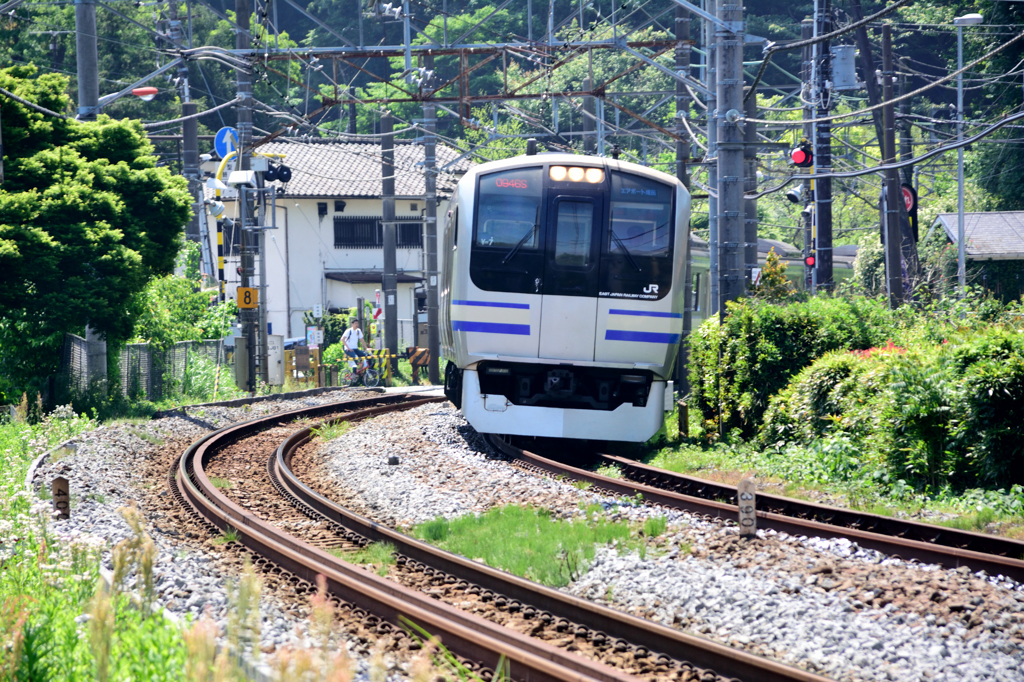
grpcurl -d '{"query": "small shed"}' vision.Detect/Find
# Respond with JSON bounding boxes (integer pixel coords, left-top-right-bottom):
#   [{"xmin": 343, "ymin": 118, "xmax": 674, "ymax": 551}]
[{"xmin": 932, "ymin": 211, "xmax": 1024, "ymax": 300}]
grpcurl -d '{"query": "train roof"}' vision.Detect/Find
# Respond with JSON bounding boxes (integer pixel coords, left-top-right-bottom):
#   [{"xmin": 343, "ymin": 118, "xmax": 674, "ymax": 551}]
[{"xmin": 461, "ymin": 153, "xmax": 687, "ymax": 189}]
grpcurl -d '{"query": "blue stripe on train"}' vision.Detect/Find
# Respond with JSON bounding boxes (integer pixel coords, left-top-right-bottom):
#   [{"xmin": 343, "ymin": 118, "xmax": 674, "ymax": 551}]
[
  {"xmin": 453, "ymin": 321, "xmax": 531, "ymax": 335},
  {"xmin": 605, "ymin": 330, "xmax": 681, "ymax": 344},
  {"xmin": 452, "ymin": 300, "xmax": 530, "ymax": 309},
  {"xmin": 608, "ymin": 309, "xmax": 683, "ymax": 319}
]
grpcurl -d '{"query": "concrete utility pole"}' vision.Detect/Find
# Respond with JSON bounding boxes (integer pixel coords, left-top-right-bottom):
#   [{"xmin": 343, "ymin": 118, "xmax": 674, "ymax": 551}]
[
  {"xmin": 582, "ymin": 77, "xmax": 597, "ymax": 154},
  {"xmin": 675, "ymin": 4, "xmax": 692, "ymax": 396},
  {"xmin": 898, "ymin": 57, "xmax": 913, "ymax": 186},
  {"xmin": 182, "ymin": 102, "xmax": 202, "ymax": 243},
  {"xmin": 423, "ymin": 103, "xmax": 440, "ymax": 385},
  {"xmin": 715, "ymin": 0, "xmax": 745, "ymax": 310},
  {"xmin": 743, "ymin": 89, "xmax": 758, "ymax": 284},
  {"xmin": 705, "ymin": 0, "xmax": 719, "ymax": 315},
  {"xmin": 236, "ymin": 0, "xmax": 257, "ymax": 391},
  {"xmin": 814, "ymin": 0, "xmax": 834, "ymax": 291},
  {"xmin": 74, "ymin": 0, "xmax": 99, "ymax": 120},
  {"xmin": 381, "ymin": 111, "xmax": 399, "ymax": 376},
  {"xmin": 881, "ymin": 24, "xmax": 904, "ymax": 307},
  {"xmin": 849, "ymin": 0, "xmax": 885, "ymax": 145},
  {"xmin": 801, "ymin": 18, "xmax": 814, "ymax": 290}
]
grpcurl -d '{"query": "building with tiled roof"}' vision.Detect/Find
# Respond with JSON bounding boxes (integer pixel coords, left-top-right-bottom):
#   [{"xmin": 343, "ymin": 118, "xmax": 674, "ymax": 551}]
[
  {"xmin": 932, "ymin": 211, "xmax": 1024, "ymax": 261},
  {"xmin": 205, "ymin": 137, "xmax": 472, "ymax": 348}
]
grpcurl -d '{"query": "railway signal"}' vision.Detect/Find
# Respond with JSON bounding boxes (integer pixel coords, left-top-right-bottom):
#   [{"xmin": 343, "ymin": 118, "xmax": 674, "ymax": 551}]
[
  {"xmin": 804, "ymin": 254, "xmax": 816, "ymax": 268},
  {"xmin": 790, "ymin": 142, "xmax": 814, "ymax": 168}
]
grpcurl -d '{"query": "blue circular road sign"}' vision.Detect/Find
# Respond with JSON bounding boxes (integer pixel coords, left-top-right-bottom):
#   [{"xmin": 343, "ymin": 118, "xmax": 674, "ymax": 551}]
[{"xmin": 214, "ymin": 127, "xmax": 239, "ymax": 159}]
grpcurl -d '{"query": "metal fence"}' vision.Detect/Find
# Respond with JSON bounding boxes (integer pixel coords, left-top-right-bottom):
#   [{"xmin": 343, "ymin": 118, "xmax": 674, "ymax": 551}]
[{"xmin": 60, "ymin": 334, "xmax": 230, "ymax": 403}]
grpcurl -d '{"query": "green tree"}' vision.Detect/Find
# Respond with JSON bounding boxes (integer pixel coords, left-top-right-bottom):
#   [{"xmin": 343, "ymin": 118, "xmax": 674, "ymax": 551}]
[
  {"xmin": 131, "ymin": 275, "xmax": 236, "ymax": 349},
  {"xmin": 0, "ymin": 66, "xmax": 192, "ymax": 397}
]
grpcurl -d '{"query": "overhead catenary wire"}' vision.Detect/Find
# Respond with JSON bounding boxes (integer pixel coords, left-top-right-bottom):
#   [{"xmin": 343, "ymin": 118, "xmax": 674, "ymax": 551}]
[
  {"xmin": 742, "ymin": 30, "xmax": 1024, "ymax": 126},
  {"xmin": 744, "ymin": 0, "xmax": 914, "ymax": 102}
]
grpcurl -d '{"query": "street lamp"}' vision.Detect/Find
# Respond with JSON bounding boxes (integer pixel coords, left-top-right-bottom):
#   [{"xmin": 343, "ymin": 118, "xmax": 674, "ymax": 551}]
[{"xmin": 954, "ymin": 12, "xmax": 983, "ymax": 297}]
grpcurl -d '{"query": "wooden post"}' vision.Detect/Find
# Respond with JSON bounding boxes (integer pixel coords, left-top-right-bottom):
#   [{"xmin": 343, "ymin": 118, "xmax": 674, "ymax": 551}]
[
  {"xmin": 52, "ymin": 477, "xmax": 70, "ymax": 520},
  {"xmin": 737, "ymin": 478, "xmax": 756, "ymax": 538}
]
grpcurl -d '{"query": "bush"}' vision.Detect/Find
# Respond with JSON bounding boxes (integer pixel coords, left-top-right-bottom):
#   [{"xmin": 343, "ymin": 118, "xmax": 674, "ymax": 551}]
[
  {"xmin": 687, "ymin": 296, "xmax": 896, "ymax": 437},
  {"xmin": 759, "ymin": 326, "xmax": 1024, "ymax": 491}
]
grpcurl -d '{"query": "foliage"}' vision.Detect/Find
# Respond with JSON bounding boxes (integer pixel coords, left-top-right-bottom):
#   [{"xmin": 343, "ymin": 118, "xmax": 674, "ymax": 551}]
[
  {"xmin": 687, "ymin": 296, "xmax": 897, "ymax": 437},
  {"xmin": 749, "ymin": 248, "xmax": 796, "ymax": 302},
  {"xmin": 0, "ymin": 66, "xmax": 191, "ymax": 398},
  {"xmin": 759, "ymin": 324, "xmax": 1024, "ymax": 491},
  {"xmin": 131, "ymin": 273, "xmax": 236, "ymax": 349}
]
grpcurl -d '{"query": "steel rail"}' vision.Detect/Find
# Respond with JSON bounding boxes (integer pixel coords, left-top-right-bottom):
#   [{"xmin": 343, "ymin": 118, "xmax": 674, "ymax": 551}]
[
  {"xmin": 173, "ymin": 394, "xmax": 637, "ymax": 682},
  {"xmin": 485, "ymin": 437, "xmax": 1024, "ymax": 583},
  {"xmin": 273, "ymin": 418, "xmax": 829, "ymax": 682},
  {"xmin": 599, "ymin": 453, "xmax": 1024, "ymax": 565}
]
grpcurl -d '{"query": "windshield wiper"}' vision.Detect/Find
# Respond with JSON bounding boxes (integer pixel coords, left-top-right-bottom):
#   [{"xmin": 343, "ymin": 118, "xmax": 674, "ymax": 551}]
[
  {"xmin": 610, "ymin": 231, "xmax": 642, "ymax": 272},
  {"xmin": 502, "ymin": 206, "xmax": 540, "ymax": 264}
]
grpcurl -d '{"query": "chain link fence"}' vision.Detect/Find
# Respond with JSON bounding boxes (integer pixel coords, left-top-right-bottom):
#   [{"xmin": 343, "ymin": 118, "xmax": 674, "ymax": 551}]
[{"xmin": 59, "ymin": 334, "xmax": 231, "ymax": 403}]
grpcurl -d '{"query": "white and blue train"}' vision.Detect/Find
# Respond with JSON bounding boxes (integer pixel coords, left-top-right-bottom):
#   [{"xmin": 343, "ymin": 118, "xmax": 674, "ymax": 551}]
[{"xmin": 440, "ymin": 153, "xmax": 691, "ymax": 442}]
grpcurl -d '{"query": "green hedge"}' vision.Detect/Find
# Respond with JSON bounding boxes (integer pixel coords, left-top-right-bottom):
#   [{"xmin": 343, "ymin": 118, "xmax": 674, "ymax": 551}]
[
  {"xmin": 687, "ymin": 296, "xmax": 896, "ymax": 437},
  {"xmin": 759, "ymin": 328, "xmax": 1024, "ymax": 490}
]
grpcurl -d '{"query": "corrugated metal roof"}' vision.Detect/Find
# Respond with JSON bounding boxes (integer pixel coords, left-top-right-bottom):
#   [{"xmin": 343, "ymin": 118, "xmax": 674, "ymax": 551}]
[
  {"xmin": 934, "ymin": 211, "xmax": 1024, "ymax": 260},
  {"xmin": 251, "ymin": 137, "xmax": 472, "ymax": 198}
]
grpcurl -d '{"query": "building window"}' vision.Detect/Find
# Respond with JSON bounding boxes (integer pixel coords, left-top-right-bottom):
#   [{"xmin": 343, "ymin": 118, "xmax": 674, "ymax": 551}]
[{"xmin": 334, "ymin": 216, "xmax": 422, "ymax": 249}]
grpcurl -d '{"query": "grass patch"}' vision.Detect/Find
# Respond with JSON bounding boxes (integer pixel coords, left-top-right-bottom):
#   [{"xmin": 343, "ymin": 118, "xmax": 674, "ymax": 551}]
[
  {"xmin": 212, "ymin": 527, "xmax": 240, "ymax": 544},
  {"xmin": 412, "ymin": 505, "xmax": 644, "ymax": 588},
  {"xmin": 330, "ymin": 542, "xmax": 396, "ymax": 576},
  {"xmin": 311, "ymin": 420, "xmax": 352, "ymax": 441},
  {"xmin": 572, "ymin": 480, "xmax": 593, "ymax": 491},
  {"xmin": 940, "ymin": 507, "xmax": 998, "ymax": 532},
  {"xmin": 643, "ymin": 515, "xmax": 667, "ymax": 538},
  {"xmin": 594, "ymin": 463, "xmax": 623, "ymax": 479},
  {"xmin": 210, "ymin": 477, "xmax": 233, "ymax": 489}
]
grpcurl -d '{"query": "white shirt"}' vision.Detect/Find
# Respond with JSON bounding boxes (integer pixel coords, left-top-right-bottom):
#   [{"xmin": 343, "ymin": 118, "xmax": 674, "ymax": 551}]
[{"xmin": 342, "ymin": 327, "xmax": 364, "ymax": 351}]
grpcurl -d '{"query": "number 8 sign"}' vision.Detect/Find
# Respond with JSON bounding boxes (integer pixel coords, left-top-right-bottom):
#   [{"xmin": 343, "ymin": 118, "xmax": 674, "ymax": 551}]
[{"xmin": 237, "ymin": 287, "xmax": 258, "ymax": 309}]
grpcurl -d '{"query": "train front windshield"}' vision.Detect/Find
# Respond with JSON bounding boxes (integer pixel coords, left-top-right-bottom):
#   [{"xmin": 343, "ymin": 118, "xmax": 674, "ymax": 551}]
[{"xmin": 470, "ymin": 166, "xmax": 675, "ymax": 300}]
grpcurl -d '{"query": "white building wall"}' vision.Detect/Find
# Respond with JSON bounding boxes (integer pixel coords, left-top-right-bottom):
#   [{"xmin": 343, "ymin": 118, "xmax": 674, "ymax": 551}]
[{"xmin": 236, "ymin": 196, "xmax": 450, "ymax": 346}]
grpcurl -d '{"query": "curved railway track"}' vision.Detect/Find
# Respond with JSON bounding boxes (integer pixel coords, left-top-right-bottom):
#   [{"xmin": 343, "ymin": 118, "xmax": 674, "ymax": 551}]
[
  {"xmin": 171, "ymin": 393, "xmax": 828, "ymax": 682},
  {"xmin": 486, "ymin": 437, "xmax": 1024, "ymax": 583}
]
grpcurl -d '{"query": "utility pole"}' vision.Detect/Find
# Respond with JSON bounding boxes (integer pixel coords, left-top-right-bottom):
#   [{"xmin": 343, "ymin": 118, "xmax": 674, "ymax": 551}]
[
  {"xmin": 801, "ymin": 18, "xmax": 814, "ymax": 290},
  {"xmin": 74, "ymin": 0, "xmax": 99, "ymax": 120},
  {"xmin": 849, "ymin": 0, "xmax": 885, "ymax": 145},
  {"xmin": 706, "ymin": 0, "xmax": 719, "ymax": 315},
  {"xmin": 881, "ymin": 24, "xmax": 904, "ymax": 307},
  {"xmin": 236, "ymin": 0, "xmax": 257, "ymax": 391},
  {"xmin": 898, "ymin": 57, "xmax": 913, "ymax": 186},
  {"xmin": 423, "ymin": 102, "xmax": 440, "ymax": 385},
  {"xmin": 814, "ymin": 0, "xmax": 834, "ymax": 291},
  {"xmin": 182, "ymin": 102, "xmax": 202, "ymax": 243},
  {"xmin": 381, "ymin": 111, "xmax": 399, "ymax": 376},
  {"xmin": 715, "ymin": 0, "xmax": 745, "ymax": 310},
  {"xmin": 675, "ymin": 4, "xmax": 692, "ymax": 396},
  {"xmin": 743, "ymin": 88, "xmax": 758, "ymax": 285},
  {"xmin": 582, "ymin": 77, "xmax": 597, "ymax": 154}
]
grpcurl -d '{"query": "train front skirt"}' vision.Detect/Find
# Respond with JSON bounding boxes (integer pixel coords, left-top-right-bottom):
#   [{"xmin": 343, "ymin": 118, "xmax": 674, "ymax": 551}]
[{"xmin": 460, "ymin": 369, "xmax": 669, "ymax": 441}]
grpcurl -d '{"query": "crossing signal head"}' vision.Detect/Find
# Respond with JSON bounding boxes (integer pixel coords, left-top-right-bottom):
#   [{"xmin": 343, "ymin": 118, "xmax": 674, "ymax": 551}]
[
  {"xmin": 804, "ymin": 255, "xmax": 816, "ymax": 268},
  {"xmin": 791, "ymin": 143, "xmax": 813, "ymax": 168}
]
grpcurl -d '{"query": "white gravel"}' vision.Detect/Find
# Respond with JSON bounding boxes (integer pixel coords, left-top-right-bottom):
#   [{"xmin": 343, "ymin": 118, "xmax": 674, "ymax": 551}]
[{"xmin": 317, "ymin": 403, "xmax": 1024, "ymax": 681}]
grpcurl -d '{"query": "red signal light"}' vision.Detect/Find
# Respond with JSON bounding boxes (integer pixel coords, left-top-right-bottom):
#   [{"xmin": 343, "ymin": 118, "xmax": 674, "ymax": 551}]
[
  {"xmin": 791, "ymin": 143, "xmax": 814, "ymax": 168},
  {"xmin": 804, "ymin": 255, "xmax": 816, "ymax": 268}
]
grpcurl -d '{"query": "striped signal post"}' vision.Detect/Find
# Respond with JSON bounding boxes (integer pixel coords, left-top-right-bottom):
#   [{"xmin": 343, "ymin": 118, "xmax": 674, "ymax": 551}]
[{"xmin": 217, "ymin": 220, "xmax": 225, "ymax": 301}]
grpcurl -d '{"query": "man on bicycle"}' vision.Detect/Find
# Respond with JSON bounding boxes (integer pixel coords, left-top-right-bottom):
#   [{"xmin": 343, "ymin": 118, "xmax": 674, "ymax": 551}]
[{"xmin": 342, "ymin": 318, "xmax": 371, "ymax": 372}]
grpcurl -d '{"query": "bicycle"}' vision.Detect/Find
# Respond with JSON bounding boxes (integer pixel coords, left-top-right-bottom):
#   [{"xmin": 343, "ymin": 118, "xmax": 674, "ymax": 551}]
[{"xmin": 337, "ymin": 355, "xmax": 381, "ymax": 388}]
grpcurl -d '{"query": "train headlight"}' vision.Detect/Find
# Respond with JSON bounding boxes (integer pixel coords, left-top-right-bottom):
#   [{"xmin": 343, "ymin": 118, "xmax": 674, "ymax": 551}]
[
  {"xmin": 567, "ymin": 166, "xmax": 586, "ymax": 182},
  {"xmin": 585, "ymin": 168, "xmax": 604, "ymax": 183},
  {"xmin": 549, "ymin": 166, "xmax": 568, "ymax": 181}
]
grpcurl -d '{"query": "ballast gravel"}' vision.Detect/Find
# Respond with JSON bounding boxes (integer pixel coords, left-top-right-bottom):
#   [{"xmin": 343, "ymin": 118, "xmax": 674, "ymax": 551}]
[
  {"xmin": 29, "ymin": 390, "xmax": 407, "ymax": 681},
  {"xmin": 317, "ymin": 403, "xmax": 1024, "ymax": 682}
]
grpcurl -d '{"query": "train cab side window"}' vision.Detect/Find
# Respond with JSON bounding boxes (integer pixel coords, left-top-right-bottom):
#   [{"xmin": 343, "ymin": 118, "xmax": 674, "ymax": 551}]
[
  {"xmin": 474, "ymin": 168, "xmax": 543, "ymax": 250},
  {"xmin": 471, "ymin": 167, "xmax": 545, "ymax": 295}
]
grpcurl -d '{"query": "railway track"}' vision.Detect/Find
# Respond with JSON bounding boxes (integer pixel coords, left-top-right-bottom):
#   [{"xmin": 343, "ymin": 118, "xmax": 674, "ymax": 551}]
[
  {"xmin": 172, "ymin": 393, "xmax": 828, "ymax": 682},
  {"xmin": 486, "ymin": 437, "xmax": 1024, "ymax": 583}
]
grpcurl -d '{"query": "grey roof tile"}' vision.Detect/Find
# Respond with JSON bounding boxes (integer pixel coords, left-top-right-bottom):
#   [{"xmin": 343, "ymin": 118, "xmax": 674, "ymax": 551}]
[
  {"xmin": 934, "ymin": 211, "xmax": 1024, "ymax": 259},
  {"xmin": 253, "ymin": 137, "xmax": 472, "ymax": 198}
]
